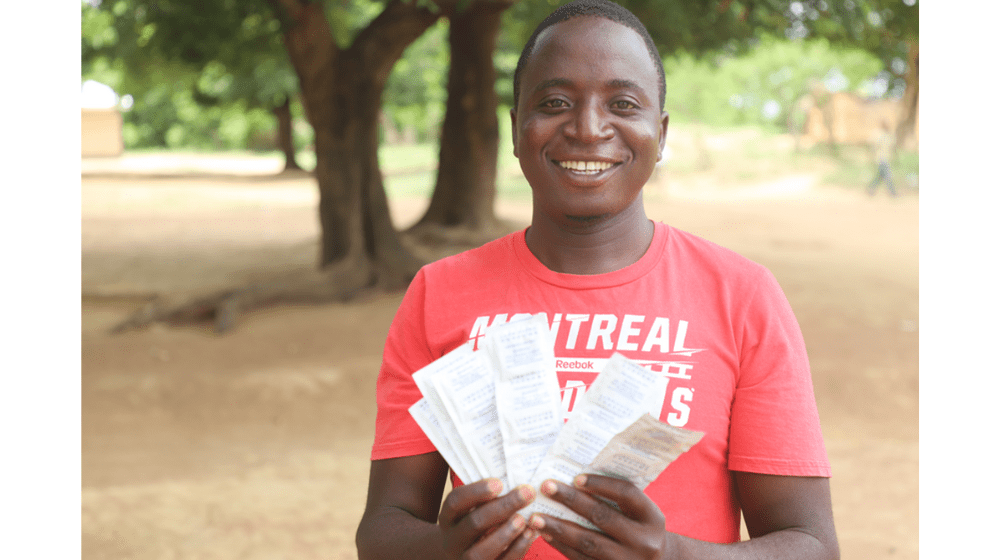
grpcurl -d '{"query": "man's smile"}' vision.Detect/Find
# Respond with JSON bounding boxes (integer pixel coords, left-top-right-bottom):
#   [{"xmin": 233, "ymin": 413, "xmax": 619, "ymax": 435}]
[{"xmin": 556, "ymin": 160, "xmax": 619, "ymax": 174}]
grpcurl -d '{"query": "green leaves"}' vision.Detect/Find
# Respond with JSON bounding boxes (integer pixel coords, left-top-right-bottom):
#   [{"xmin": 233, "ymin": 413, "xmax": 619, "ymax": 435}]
[{"xmin": 664, "ymin": 35, "xmax": 883, "ymax": 129}]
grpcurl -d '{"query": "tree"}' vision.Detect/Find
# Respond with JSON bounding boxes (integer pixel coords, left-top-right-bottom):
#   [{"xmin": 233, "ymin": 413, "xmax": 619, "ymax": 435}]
[
  {"xmin": 504, "ymin": 1, "xmax": 917, "ymax": 144},
  {"xmin": 84, "ymin": 0, "xmax": 309, "ymax": 167},
  {"xmin": 757, "ymin": 0, "xmax": 919, "ymax": 147},
  {"xmin": 104, "ymin": 0, "xmax": 503, "ymax": 333},
  {"xmin": 408, "ymin": 0, "xmax": 515, "ymax": 244},
  {"xmin": 102, "ymin": 0, "xmax": 916, "ymax": 333}
]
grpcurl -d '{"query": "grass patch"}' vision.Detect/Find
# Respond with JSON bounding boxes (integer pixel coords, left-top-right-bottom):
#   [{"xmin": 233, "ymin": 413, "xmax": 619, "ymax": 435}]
[
  {"xmin": 115, "ymin": 124, "xmax": 918, "ymax": 201},
  {"xmin": 810, "ymin": 144, "xmax": 920, "ymax": 191}
]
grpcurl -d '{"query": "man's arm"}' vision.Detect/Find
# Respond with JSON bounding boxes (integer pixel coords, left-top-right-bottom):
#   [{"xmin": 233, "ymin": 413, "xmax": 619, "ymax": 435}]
[
  {"xmin": 731, "ymin": 471, "xmax": 838, "ymax": 559},
  {"xmin": 356, "ymin": 453, "xmax": 449, "ymax": 560},
  {"xmin": 355, "ymin": 452, "xmax": 539, "ymax": 560},
  {"xmin": 529, "ymin": 471, "xmax": 838, "ymax": 560}
]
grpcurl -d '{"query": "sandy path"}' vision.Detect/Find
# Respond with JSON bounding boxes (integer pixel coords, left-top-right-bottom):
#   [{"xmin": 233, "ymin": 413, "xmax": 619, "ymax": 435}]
[{"xmin": 82, "ymin": 156, "xmax": 917, "ymax": 559}]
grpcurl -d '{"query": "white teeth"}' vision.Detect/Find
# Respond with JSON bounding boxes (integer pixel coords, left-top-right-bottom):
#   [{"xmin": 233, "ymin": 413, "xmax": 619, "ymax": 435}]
[{"xmin": 559, "ymin": 160, "xmax": 613, "ymax": 173}]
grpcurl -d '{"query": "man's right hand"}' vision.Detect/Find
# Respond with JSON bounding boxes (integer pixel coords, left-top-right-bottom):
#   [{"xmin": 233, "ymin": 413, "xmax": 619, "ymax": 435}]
[{"xmin": 439, "ymin": 479, "xmax": 539, "ymax": 560}]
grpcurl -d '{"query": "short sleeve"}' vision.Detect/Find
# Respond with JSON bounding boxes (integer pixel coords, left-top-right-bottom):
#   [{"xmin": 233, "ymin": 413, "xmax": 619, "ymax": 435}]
[
  {"xmin": 370, "ymin": 268, "xmax": 438, "ymax": 460},
  {"xmin": 727, "ymin": 268, "xmax": 831, "ymax": 477}
]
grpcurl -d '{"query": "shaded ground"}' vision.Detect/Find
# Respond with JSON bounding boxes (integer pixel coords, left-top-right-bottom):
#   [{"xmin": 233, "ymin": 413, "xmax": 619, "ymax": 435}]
[{"xmin": 82, "ymin": 152, "xmax": 917, "ymax": 559}]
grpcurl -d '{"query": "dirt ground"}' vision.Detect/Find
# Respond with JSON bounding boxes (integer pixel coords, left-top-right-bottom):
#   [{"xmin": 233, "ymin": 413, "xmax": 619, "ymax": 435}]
[{"xmin": 81, "ymin": 152, "xmax": 918, "ymax": 560}]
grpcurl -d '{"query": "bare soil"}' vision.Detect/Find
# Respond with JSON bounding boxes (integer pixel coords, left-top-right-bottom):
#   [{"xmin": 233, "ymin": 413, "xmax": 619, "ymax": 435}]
[{"xmin": 82, "ymin": 153, "xmax": 918, "ymax": 559}]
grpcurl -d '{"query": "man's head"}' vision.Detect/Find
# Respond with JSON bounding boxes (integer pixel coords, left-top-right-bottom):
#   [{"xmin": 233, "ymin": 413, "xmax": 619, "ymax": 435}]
[
  {"xmin": 513, "ymin": 0, "xmax": 666, "ymax": 112},
  {"xmin": 510, "ymin": 10, "xmax": 669, "ymax": 227}
]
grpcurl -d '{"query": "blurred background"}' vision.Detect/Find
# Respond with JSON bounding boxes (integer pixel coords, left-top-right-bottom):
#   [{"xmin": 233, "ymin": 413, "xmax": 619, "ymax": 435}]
[{"xmin": 81, "ymin": 1, "xmax": 918, "ymax": 559}]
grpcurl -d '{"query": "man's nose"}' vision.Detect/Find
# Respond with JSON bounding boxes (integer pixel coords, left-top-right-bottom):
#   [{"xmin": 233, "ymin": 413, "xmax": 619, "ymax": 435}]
[{"xmin": 565, "ymin": 102, "xmax": 613, "ymax": 143}]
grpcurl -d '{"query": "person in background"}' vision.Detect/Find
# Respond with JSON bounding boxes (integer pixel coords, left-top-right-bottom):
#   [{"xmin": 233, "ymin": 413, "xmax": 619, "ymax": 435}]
[{"xmin": 867, "ymin": 120, "xmax": 898, "ymax": 197}]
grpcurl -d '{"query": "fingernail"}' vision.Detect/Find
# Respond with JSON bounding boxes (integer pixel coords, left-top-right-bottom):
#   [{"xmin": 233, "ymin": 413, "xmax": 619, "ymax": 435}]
[
  {"xmin": 525, "ymin": 529, "xmax": 539, "ymax": 541},
  {"xmin": 541, "ymin": 533, "xmax": 553, "ymax": 542},
  {"xmin": 541, "ymin": 480, "xmax": 557, "ymax": 496},
  {"xmin": 529, "ymin": 514, "xmax": 545, "ymax": 530},
  {"xmin": 574, "ymin": 474, "xmax": 587, "ymax": 488},
  {"xmin": 487, "ymin": 478, "xmax": 503, "ymax": 496},
  {"xmin": 512, "ymin": 514, "xmax": 526, "ymax": 530},
  {"xmin": 518, "ymin": 484, "xmax": 536, "ymax": 504}
]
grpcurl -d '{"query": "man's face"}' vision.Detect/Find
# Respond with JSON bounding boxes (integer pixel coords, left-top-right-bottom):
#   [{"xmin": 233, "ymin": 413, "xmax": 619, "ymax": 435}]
[{"xmin": 512, "ymin": 16, "xmax": 668, "ymax": 226}]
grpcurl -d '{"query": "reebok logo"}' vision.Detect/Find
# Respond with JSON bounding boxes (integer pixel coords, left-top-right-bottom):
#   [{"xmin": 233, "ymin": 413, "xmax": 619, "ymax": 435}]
[{"xmin": 556, "ymin": 359, "xmax": 595, "ymax": 370}]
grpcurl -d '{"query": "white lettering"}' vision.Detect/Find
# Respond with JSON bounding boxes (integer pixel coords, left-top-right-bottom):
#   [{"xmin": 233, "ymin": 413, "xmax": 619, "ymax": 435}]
[
  {"xmin": 586, "ymin": 314, "xmax": 618, "ymax": 350},
  {"xmin": 547, "ymin": 313, "xmax": 563, "ymax": 341},
  {"xmin": 641, "ymin": 317, "xmax": 671, "ymax": 353},
  {"xmin": 616, "ymin": 314, "xmax": 645, "ymax": 351},
  {"xmin": 559, "ymin": 380, "xmax": 586, "ymax": 419},
  {"xmin": 469, "ymin": 314, "xmax": 508, "ymax": 350},
  {"xmin": 564, "ymin": 314, "xmax": 590, "ymax": 350},
  {"xmin": 673, "ymin": 320, "xmax": 697, "ymax": 354},
  {"xmin": 667, "ymin": 387, "xmax": 693, "ymax": 427}
]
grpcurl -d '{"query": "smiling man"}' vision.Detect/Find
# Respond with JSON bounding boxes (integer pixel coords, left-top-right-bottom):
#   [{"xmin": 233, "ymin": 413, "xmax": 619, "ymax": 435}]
[{"xmin": 356, "ymin": 2, "xmax": 839, "ymax": 560}]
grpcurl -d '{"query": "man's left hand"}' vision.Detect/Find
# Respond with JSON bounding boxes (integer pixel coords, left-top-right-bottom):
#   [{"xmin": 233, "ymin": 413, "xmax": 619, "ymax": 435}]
[{"xmin": 529, "ymin": 475, "xmax": 673, "ymax": 560}]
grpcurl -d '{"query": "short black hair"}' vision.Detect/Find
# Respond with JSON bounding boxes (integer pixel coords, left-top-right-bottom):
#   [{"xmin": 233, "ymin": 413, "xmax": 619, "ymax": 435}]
[{"xmin": 512, "ymin": 0, "xmax": 666, "ymax": 111}]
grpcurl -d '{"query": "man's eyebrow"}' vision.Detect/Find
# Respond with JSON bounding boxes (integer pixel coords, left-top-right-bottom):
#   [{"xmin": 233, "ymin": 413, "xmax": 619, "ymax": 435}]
[
  {"xmin": 531, "ymin": 77, "xmax": 647, "ymax": 96},
  {"xmin": 534, "ymin": 78, "xmax": 572, "ymax": 93},
  {"xmin": 607, "ymin": 78, "xmax": 642, "ymax": 90}
]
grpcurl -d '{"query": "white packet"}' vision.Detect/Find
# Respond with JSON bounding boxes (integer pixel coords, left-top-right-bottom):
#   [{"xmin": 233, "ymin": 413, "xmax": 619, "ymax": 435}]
[
  {"xmin": 409, "ymin": 398, "xmax": 475, "ymax": 485},
  {"xmin": 431, "ymin": 343, "xmax": 509, "ymax": 491},
  {"xmin": 411, "ymin": 344, "xmax": 485, "ymax": 483},
  {"xmin": 584, "ymin": 413, "xmax": 704, "ymax": 490},
  {"xmin": 528, "ymin": 353, "xmax": 682, "ymax": 525},
  {"xmin": 483, "ymin": 315, "xmax": 563, "ymax": 494}
]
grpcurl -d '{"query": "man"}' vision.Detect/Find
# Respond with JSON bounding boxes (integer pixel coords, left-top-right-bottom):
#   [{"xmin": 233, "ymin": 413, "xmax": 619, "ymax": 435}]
[
  {"xmin": 356, "ymin": 2, "xmax": 839, "ymax": 559},
  {"xmin": 867, "ymin": 120, "xmax": 898, "ymax": 197}
]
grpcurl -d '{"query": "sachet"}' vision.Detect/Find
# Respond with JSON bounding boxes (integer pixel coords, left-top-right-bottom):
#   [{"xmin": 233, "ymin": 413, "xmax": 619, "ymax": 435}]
[
  {"xmin": 482, "ymin": 315, "xmax": 563, "ymax": 496},
  {"xmin": 528, "ymin": 353, "xmax": 702, "ymax": 526}
]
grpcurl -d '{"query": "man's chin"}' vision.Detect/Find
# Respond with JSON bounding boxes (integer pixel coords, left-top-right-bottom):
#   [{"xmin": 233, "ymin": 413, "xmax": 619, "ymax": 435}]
[{"xmin": 563, "ymin": 213, "xmax": 609, "ymax": 224}]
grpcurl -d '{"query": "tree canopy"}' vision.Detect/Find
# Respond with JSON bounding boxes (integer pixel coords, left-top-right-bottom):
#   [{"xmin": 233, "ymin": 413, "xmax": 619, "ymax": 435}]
[{"xmin": 88, "ymin": 0, "xmax": 918, "ymax": 332}]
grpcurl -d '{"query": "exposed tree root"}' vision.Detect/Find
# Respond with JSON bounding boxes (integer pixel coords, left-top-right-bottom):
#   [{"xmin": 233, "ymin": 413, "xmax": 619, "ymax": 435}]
[
  {"xmin": 109, "ymin": 221, "xmax": 519, "ymax": 335},
  {"xmin": 401, "ymin": 217, "xmax": 521, "ymax": 263},
  {"xmin": 111, "ymin": 257, "xmax": 376, "ymax": 334}
]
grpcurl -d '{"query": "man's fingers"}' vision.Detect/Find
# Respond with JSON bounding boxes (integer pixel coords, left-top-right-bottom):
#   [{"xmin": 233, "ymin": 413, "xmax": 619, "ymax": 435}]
[
  {"xmin": 538, "ymin": 479, "xmax": 630, "ymax": 537},
  {"xmin": 441, "ymin": 482, "xmax": 536, "ymax": 555},
  {"xmin": 570, "ymin": 474, "xmax": 664, "ymax": 524},
  {"xmin": 467, "ymin": 514, "xmax": 537, "ymax": 560},
  {"xmin": 458, "ymin": 484, "xmax": 535, "ymax": 536},
  {"xmin": 439, "ymin": 478, "xmax": 504, "ymax": 526},
  {"xmin": 528, "ymin": 512, "xmax": 625, "ymax": 560},
  {"xmin": 498, "ymin": 528, "xmax": 540, "ymax": 560}
]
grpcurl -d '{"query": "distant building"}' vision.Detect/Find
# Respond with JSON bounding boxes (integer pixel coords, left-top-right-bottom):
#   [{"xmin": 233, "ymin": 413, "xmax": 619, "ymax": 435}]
[
  {"xmin": 800, "ymin": 90, "xmax": 919, "ymax": 150},
  {"xmin": 81, "ymin": 80, "xmax": 124, "ymax": 158}
]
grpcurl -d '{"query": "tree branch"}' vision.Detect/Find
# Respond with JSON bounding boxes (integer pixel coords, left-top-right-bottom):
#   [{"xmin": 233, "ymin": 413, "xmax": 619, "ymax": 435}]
[{"xmin": 348, "ymin": 0, "xmax": 441, "ymax": 89}]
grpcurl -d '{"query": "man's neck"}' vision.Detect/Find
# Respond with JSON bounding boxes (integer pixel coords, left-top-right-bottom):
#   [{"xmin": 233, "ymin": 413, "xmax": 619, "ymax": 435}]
[{"xmin": 525, "ymin": 200, "xmax": 654, "ymax": 275}]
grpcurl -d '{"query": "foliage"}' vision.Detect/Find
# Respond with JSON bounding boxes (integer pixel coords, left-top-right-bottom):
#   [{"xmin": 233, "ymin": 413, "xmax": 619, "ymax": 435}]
[
  {"xmin": 664, "ymin": 35, "xmax": 883, "ymax": 130},
  {"xmin": 501, "ymin": 0, "xmax": 917, "ymax": 102},
  {"xmin": 83, "ymin": 0, "xmax": 917, "ymax": 151},
  {"xmin": 383, "ymin": 19, "xmax": 450, "ymax": 143},
  {"xmin": 82, "ymin": 0, "xmax": 303, "ymax": 149}
]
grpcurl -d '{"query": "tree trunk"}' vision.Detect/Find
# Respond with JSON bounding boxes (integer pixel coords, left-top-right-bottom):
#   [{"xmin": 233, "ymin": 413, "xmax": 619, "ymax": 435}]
[
  {"xmin": 277, "ymin": 0, "xmax": 438, "ymax": 288},
  {"xmin": 110, "ymin": 1, "xmax": 506, "ymax": 333},
  {"xmin": 409, "ymin": 0, "xmax": 514, "ymax": 240},
  {"xmin": 272, "ymin": 95, "xmax": 302, "ymax": 171}
]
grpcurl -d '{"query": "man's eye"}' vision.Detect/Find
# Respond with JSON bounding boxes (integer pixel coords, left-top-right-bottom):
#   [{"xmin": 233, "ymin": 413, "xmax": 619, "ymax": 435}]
[
  {"xmin": 542, "ymin": 99, "xmax": 568, "ymax": 109},
  {"xmin": 612, "ymin": 100, "xmax": 637, "ymax": 110}
]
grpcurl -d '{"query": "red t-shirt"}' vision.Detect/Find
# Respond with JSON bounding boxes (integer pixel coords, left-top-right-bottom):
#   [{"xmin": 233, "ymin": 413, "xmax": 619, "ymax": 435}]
[{"xmin": 371, "ymin": 221, "xmax": 830, "ymax": 555}]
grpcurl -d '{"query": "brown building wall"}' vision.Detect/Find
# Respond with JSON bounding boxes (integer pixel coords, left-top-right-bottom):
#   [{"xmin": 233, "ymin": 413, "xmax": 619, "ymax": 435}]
[
  {"xmin": 82, "ymin": 109, "xmax": 124, "ymax": 157},
  {"xmin": 802, "ymin": 93, "xmax": 919, "ymax": 149}
]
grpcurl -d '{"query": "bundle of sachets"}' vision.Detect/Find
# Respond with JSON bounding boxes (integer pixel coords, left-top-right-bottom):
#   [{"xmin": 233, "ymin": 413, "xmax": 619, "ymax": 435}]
[{"xmin": 408, "ymin": 315, "xmax": 704, "ymax": 523}]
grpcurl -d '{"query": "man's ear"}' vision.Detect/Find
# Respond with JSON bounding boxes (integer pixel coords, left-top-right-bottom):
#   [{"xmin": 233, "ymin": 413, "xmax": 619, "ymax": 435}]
[
  {"xmin": 657, "ymin": 110, "xmax": 669, "ymax": 161},
  {"xmin": 510, "ymin": 107, "xmax": 519, "ymax": 158}
]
